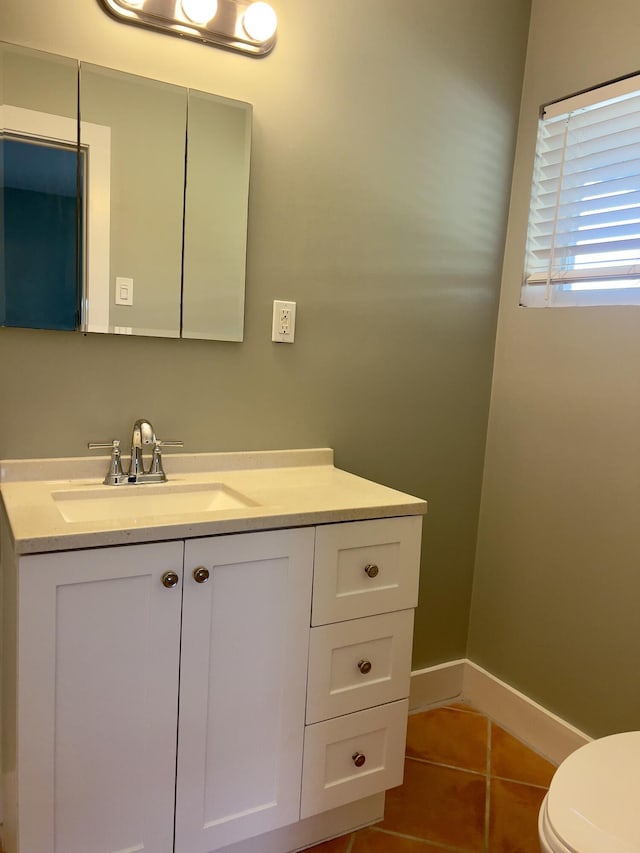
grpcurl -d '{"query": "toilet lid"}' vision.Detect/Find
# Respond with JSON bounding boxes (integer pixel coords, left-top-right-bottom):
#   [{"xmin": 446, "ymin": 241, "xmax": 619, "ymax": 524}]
[{"xmin": 546, "ymin": 732, "xmax": 640, "ymax": 853}]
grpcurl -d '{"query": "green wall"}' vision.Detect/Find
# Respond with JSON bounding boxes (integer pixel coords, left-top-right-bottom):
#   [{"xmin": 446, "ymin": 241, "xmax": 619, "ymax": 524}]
[
  {"xmin": 0, "ymin": 0, "xmax": 531, "ymax": 668},
  {"xmin": 469, "ymin": 0, "xmax": 640, "ymax": 736}
]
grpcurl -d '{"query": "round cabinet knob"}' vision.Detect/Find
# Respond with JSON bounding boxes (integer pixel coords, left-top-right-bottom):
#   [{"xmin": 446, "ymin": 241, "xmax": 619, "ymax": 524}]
[
  {"xmin": 193, "ymin": 566, "xmax": 210, "ymax": 584},
  {"xmin": 358, "ymin": 659, "xmax": 372, "ymax": 675},
  {"xmin": 162, "ymin": 571, "xmax": 179, "ymax": 589},
  {"xmin": 352, "ymin": 752, "xmax": 366, "ymax": 768},
  {"xmin": 363, "ymin": 563, "xmax": 379, "ymax": 578}
]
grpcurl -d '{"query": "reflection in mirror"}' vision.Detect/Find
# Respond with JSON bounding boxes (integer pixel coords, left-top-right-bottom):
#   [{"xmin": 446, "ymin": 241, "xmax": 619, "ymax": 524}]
[
  {"xmin": 0, "ymin": 44, "xmax": 79, "ymax": 331},
  {"xmin": 80, "ymin": 64, "xmax": 187, "ymax": 338},
  {"xmin": 182, "ymin": 91, "xmax": 251, "ymax": 342},
  {"xmin": 2, "ymin": 138, "xmax": 79, "ymax": 330}
]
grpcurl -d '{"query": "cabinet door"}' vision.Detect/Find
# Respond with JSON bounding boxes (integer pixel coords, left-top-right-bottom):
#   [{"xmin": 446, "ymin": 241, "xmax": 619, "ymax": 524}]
[
  {"xmin": 177, "ymin": 528, "xmax": 314, "ymax": 852},
  {"xmin": 17, "ymin": 541, "xmax": 184, "ymax": 853}
]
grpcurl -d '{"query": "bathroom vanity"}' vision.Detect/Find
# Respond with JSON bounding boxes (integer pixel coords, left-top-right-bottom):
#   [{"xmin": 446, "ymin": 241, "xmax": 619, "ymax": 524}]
[{"xmin": 0, "ymin": 449, "xmax": 427, "ymax": 853}]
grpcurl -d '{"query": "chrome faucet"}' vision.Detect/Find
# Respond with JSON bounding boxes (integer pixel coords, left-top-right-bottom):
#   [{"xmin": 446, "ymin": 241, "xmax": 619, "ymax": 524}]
[
  {"xmin": 129, "ymin": 418, "xmax": 156, "ymax": 480},
  {"xmin": 89, "ymin": 419, "xmax": 183, "ymax": 485}
]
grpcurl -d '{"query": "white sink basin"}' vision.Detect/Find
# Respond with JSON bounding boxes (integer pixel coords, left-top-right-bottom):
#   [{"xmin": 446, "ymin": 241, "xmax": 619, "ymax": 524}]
[{"xmin": 51, "ymin": 482, "xmax": 258, "ymax": 523}]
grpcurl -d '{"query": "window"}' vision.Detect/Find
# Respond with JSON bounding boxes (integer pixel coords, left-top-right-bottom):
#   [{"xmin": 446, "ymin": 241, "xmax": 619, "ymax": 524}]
[{"xmin": 522, "ymin": 74, "xmax": 640, "ymax": 307}]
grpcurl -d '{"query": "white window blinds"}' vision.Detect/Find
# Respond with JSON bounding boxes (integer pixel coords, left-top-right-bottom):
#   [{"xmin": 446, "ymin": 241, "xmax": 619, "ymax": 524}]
[{"xmin": 522, "ymin": 74, "xmax": 640, "ymax": 307}]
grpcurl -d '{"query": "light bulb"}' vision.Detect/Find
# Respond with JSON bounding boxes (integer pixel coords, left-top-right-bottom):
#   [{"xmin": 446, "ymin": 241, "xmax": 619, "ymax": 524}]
[
  {"xmin": 242, "ymin": 1, "xmax": 277, "ymax": 41},
  {"xmin": 181, "ymin": 0, "xmax": 217, "ymax": 25}
]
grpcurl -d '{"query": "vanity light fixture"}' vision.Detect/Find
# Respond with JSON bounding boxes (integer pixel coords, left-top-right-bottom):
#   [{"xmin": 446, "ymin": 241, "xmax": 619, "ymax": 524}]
[{"xmin": 97, "ymin": 0, "xmax": 277, "ymax": 56}]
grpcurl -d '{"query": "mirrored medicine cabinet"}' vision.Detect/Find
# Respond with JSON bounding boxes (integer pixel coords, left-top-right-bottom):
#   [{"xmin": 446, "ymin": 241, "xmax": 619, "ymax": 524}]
[{"xmin": 0, "ymin": 42, "xmax": 251, "ymax": 341}]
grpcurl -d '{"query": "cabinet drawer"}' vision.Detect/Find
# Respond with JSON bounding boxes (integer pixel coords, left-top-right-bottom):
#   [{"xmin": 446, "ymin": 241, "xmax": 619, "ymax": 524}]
[
  {"xmin": 312, "ymin": 516, "xmax": 422, "ymax": 626},
  {"xmin": 300, "ymin": 699, "xmax": 408, "ymax": 819},
  {"xmin": 306, "ymin": 610, "xmax": 414, "ymax": 724}
]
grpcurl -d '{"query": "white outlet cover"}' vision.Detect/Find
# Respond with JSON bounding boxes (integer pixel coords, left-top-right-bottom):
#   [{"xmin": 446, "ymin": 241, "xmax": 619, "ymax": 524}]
[{"xmin": 272, "ymin": 300, "xmax": 296, "ymax": 343}]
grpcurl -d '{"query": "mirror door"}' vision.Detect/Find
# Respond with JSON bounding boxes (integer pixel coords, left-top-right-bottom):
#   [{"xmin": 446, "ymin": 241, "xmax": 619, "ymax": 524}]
[
  {"xmin": 182, "ymin": 89, "xmax": 251, "ymax": 342},
  {"xmin": 80, "ymin": 64, "xmax": 186, "ymax": 338}
]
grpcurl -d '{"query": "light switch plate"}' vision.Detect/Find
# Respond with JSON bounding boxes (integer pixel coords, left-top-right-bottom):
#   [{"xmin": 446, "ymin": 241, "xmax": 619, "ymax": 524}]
[{"xmin": 115, "ymin": 277, "xmax": 134, "ymax": 306}]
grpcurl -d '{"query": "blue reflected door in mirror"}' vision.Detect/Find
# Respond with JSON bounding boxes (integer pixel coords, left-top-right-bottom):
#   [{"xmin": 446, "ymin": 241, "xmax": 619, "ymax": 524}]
[
  {"xmin": 2, "ymin": 138, "xmax": 80, "ymax": 331},
  {"xmin": 0, "ymin": 42, "xmax": 80, "ymax": 333}
]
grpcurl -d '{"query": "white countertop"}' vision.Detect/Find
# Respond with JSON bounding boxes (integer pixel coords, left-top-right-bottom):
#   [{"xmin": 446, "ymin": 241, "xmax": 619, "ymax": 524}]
[{"xmin": 0, "ymin": 449, "xmax": 427, "ymax": 555}]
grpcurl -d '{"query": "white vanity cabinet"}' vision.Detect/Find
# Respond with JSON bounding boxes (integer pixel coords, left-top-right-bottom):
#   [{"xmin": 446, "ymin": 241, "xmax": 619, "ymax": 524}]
[
  {"xmin": 7, "ymin": 528, "xmax": 314, "ymax": 853},
  {"xmin": 1, "ymin": 487, "xmax": 423, "ymax": 853}
]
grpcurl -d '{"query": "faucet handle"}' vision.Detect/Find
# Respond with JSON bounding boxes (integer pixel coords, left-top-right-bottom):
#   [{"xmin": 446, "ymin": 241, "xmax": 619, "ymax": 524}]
[
  {"xmin": 88, "ymin": 440, "xmax": 128, "ymax": 485},
  {"xmin": 88, "ymin": 439, "xmax": 121, "ymax": 451},
  {"xmin": 149, "ymin": 440, "xmax": 183, "ymax": 481}
]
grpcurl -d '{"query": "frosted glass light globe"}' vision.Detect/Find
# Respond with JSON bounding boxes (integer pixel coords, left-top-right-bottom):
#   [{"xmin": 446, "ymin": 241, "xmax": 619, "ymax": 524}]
[
  {"xmin": 181, "ymin": 0, "xmax": 218, "ymax": 25},
  {"xmin": 242, "ymin": 1, "xmax": 277, "ymax": 41}
]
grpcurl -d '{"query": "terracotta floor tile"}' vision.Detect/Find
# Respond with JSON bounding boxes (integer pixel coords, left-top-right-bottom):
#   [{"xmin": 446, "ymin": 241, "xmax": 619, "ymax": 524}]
[
  {"xmin": 351, "ymin": 827, "xmax": 449, "ymax": 851},
  {"xmin": 381, "ymin": 758, "xmax": 486, "ymax": 851},
  {"xmin": 491, "ymin": 724, "xmax": 556, "ymax": 787},
  {"xmin": 489, "ymin": 777, "xmax": 547, "ymax": 853},
  {"xmin": 406, "ymin": 707, "xmax": 489, "ymax": 773},
  {"xmin": 304, "ymin": 833, "xmax": 353, "ymax": 853}
]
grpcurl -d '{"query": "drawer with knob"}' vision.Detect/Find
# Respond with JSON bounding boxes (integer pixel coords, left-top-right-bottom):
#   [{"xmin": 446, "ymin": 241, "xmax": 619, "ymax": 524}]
[
  {"xmin": 300, "ymin": 698, "xmax": 408, "ymax": 818},
  {"xmin": 306, "ymin": 609, "xmax": 414, "ymax": 723},
  {"xmin": 311, "ymin": 516, "xmax": 422, "ymax": 625}
]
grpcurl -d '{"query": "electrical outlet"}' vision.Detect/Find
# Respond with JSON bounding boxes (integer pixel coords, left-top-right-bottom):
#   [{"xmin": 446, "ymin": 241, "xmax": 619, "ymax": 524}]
[{"xmin": 272, "ymin": 300, "xmax": 296, "ymax": 343}]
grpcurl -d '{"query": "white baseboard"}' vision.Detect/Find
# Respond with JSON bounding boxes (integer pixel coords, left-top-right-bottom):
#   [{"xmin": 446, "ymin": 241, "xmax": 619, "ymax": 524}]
[
  {"xmin": 409, "ymin": 659, "xmax": 465, "ymax": 711},
  {"xmin": 410, "ymin": 659, "xmax": 591, "ymax": 766}
]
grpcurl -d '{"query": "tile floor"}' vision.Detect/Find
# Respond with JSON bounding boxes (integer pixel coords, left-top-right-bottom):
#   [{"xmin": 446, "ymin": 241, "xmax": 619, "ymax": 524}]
[{"xmin": 306, "ymin": 702, "xmax": 556, "ymax": 853}]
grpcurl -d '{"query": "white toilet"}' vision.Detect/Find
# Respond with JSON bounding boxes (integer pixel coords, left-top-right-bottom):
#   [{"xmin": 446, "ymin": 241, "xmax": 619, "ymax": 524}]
[{"xmin": 538, "ymin": 731, "xmax": 640, "ymax": 852}]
